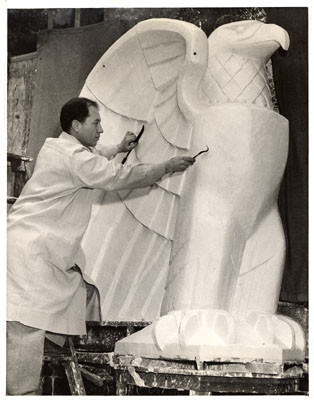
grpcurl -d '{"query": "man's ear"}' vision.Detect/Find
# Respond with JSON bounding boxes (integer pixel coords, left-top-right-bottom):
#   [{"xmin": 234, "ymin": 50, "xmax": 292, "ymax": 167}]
[{"xmin": 71, "ymin": 120, "xmax": 81, "ymax": 133}]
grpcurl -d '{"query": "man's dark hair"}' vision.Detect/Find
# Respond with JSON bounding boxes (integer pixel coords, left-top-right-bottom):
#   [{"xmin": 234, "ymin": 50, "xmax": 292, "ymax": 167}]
[{"xmin": 60, "ymin": 97, "xmax": 98, "ymax": 133}]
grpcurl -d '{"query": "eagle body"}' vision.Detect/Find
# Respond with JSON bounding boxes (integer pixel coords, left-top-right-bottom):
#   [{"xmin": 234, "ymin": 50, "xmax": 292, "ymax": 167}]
[
  {"xmin": 161, "ymin": 104, "xmax": 289, "ymax": 319},
  {"xmin": 161, "ymin": 20, "xmax": 290, "ymax": 320}
]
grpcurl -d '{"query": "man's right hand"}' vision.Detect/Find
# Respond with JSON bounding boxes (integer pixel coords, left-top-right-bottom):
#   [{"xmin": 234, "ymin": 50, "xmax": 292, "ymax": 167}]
[{"xmin": 164, "ymin": 156, "xmax": 195, "ymax": 174}]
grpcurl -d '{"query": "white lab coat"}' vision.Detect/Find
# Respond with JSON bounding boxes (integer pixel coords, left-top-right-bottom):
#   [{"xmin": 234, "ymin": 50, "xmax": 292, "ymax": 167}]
[{"xmin": 7, "ymin": 132, "xmax": 165, "ymax": 335}]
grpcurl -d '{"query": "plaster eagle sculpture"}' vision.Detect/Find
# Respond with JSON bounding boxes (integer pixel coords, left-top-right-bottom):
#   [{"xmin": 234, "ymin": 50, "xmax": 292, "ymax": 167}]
[{"xmin": 80, "ymin": 19, "xmax": 305, "ymax": 362}]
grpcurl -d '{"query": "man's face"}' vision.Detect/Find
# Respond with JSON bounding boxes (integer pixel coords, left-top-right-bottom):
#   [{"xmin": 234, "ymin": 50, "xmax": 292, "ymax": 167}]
[{"xmin": 77, "ymin": 106, "xmax": 103, "ymax": 147}]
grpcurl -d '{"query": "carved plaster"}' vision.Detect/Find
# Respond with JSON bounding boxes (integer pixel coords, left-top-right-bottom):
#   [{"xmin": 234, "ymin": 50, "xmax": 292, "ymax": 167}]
[{"xmin": 80, "ymin": 19, "xmax": 305, "ymax": 363}]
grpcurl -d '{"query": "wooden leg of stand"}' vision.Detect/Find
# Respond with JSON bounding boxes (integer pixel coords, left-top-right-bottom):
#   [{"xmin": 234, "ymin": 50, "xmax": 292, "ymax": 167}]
[
  {"xmin": 116, "ymin": 382, "xmax": 128, "ymax": 395},
  {"xmin": 64, "ymin": 337, "xmax": 86, "ymax": 395},
  {"xmin": 64, "ymin": 360, "xmax": 86, "ymax": 395},
  {"xmin": 190, "ymin": 390, "xmax": 212, "ymax": 395}
]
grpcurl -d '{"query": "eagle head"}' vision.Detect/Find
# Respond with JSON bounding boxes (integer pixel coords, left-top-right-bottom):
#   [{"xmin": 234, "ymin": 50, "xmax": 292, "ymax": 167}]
[{"xmin": 208, "ymin": 20, "xmax": 290, "ymax": 61}]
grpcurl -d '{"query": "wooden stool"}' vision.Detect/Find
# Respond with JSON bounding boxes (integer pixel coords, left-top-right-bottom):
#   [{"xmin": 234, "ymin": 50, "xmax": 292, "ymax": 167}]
[{"xmin": 40, "ymin": 337, "xmax": 86, "ymax": 395}]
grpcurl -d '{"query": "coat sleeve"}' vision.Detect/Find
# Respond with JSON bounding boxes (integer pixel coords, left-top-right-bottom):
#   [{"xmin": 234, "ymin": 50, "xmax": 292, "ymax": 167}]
[
  {"xmin": 94, "ymin": 144, "xmax": 119, "ymax": 160},
  {"xmin": 71, "ymin": 147, "xmax": 166, "ymax": 190}
]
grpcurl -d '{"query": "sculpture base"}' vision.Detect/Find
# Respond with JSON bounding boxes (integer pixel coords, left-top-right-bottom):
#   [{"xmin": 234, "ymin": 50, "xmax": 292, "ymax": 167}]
[{"xmin": 115, "ymin": 310, "xmax": 305, "ymax": 364}]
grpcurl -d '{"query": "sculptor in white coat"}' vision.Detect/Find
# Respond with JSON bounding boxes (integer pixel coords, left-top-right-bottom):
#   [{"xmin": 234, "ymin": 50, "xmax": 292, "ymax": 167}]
[{"xmin": 80, "ymin": 18, "xmax": 305, "ymax": 362}]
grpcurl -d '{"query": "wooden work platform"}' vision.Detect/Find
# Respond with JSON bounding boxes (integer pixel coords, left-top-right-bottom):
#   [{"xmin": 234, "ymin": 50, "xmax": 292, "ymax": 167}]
[
  {"xmin": 114, "ymin": 355, "xmax": 305, "ymax": 395},
  {"xmin": 41, "ymin": 310, "xmax": 308, "ymax": 395}
]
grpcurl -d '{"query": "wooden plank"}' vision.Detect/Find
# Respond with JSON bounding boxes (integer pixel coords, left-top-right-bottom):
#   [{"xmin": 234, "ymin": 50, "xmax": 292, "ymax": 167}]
[
  {"xmin": 74, "ymin": 326, "xmax": 127, "ymax": 352},
  {"xmin": 117, "ymin": 369, "xmax": 299, "ymax": 394},
  {"xmin": 7, "ymin": 153, "xmax": 33, "ymax": 162},
  {"xmin": 116, "ymin": 382, "xmax": 128, "ymax": 395},
  {"xmin": 87, "ymin": 320, "xmax": 151, "ymax": 327},
  {"xmin": 7, "ymin": 154, "xmax": 33, "ymax": 198},
  {"xmin": 114, "ymin": 354, "xmax": 304, "ymax": 394},
  {"xmin": 74, "ymin": 322, "xmax": 149, "ymax": 352},
  {"xmin": 64, "ymin": 338, "xmax": 86, "ymax": 395},
  {"xmin": 10, "ymin": 52, "xmax": 38, "ymax": 63},
  {"xmin": 189, "ymin": 390, "xmax": 212, "ymax": 395},
  {"xmin": 7, "ymin": 164, "xmax": 15, "ymax": 199},
  {"xmin": 114, "ymin": 356, "xmax": 303, "ymax": 379},
  {"xmin": 74, "ymin": 9, "xmax": 81, "ymax": 28},
  {"xmin": 47, "ymin": 10, "xmax": 53, "ymax": 29},
  {"xmin": 76, "ymin": 351, "xmax": 113, "ymax": 365},
  {"xmin": 64, "ymin": 360, "xmax": 86, "ymax": 395},
  {"xmin": 7, "ymin": 54, "xmax": 38, "ymax": 156},
  {"xmin": 79, "ymin": 364, "xmax": 113, "ymax": 386}
]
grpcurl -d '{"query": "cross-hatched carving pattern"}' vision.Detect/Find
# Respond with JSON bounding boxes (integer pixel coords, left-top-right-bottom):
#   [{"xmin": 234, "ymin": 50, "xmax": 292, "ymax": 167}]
[{"xmin": 202, "ymin": 53, "xmax": 273, "ymax": 109}]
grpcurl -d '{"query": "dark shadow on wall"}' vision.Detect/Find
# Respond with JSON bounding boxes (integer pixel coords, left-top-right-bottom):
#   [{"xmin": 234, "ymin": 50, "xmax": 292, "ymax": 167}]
[{"xmin": 266, "ymin": 7, "xmax": 308, "ymax": 303}]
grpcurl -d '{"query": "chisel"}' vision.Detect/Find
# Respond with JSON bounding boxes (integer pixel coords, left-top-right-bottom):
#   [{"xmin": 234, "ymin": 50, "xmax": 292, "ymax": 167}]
[{"xmin": 121, "ymin": 125, "xmax": 145, "ymax": 165}]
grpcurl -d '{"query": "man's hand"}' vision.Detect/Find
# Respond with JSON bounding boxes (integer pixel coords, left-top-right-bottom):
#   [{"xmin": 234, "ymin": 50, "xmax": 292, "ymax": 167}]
[
  {"xmin": 118, "ymin": 131, "xmax": 138, "ymax": 153},
  {"xmin": 164, "ymin": 156, "xmax": 195, "ymax": 174}
]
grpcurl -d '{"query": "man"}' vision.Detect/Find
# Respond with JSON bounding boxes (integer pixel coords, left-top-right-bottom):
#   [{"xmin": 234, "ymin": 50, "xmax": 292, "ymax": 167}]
[{"xmin": 6, "ymin": 97, "xmax": 195, "ymax": 395}]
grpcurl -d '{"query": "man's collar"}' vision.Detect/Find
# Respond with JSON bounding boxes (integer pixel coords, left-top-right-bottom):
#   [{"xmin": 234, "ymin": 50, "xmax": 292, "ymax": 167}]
[
  {"xmin": 59, "ymin": 131, "xmax": 82, "ymax": 145},
  {"xmin": 59, "ymin": 131, "xmax": 94, "ymax": 152}
]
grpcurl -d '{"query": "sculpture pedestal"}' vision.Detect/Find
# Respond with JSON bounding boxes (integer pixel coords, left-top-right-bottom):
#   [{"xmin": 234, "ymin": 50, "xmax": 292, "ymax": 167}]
[
  {"xmin": 115, "ymin": 309, "xmax": 305, "ymax": 363},
  {"xmin": 114, "ymin": 353, "xmax": 305, "ymax": 395}
]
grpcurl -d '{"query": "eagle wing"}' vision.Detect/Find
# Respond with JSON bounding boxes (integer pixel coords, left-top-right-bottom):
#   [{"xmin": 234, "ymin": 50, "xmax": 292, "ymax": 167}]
[{"xmin": 79, "ymin": 19, "xmax": 208, "ymax": 321}]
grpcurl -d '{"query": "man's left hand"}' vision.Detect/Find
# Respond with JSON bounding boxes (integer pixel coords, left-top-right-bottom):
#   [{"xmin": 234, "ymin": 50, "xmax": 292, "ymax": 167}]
[{"xmin": 118, "ymin": 131, "xmax": 138, "ymax": 153}]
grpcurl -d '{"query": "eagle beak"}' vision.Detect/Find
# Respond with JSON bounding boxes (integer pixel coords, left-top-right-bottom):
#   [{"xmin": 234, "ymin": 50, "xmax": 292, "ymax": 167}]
[{"xmin": 260, "ymin": 23, "xmax": 290, "ymax": 51}]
